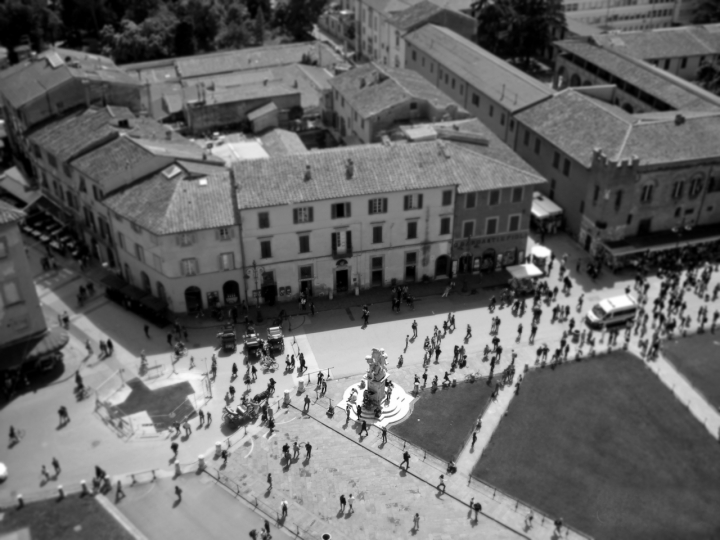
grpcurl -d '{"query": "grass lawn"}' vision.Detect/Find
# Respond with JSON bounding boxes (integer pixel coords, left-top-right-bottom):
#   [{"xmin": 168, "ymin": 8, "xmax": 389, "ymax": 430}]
[
  {"xmin": 389, "ymin": 379, "xmax": 493, "ymax": 462},
  {"xmin": 473, "ymin": 352, "xmax": 720, "ymax": 540},
  {"xmin": 0, "ymin": 493, "xmax": 134, "ymax": 540},
  {"xmin": 662, "ymin": 332, "xmax": 720, "ymax": 410}
]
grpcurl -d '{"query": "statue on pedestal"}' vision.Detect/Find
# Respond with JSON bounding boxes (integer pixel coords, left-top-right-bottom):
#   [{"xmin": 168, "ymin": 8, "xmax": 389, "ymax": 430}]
[{"xmin": 363, "ymin": 348, "xmax": 388, "ymax": 410}]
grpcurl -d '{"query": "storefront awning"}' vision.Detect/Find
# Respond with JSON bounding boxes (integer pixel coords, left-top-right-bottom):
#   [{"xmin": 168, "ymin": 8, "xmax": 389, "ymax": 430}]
[
  {"xmin": 602, "ymin": 223, "xmax": 720, "ymax": 258},
  {"xmin": 506, "ymin": 263, "xmax": 543, "ymax": 280},
  {"xmin": 531, "ymin": 245, "xmax": 552, "ymax": 259},
  {"xmin": 532, "ymin": 192, "xmax": 563, "ymax": 220},
  {"xmin": 0, "ymin": 327, "xmax": 69, "ymax": 371}
]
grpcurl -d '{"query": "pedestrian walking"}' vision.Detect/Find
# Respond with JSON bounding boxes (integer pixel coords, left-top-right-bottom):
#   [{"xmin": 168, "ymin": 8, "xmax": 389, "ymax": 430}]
[
  {"xmin": 305, "ymin": 442, "xmax": 312, "ymax": 459},
  {"xmin": 281, "ymin": 500, "xmax": 288, "ymax": 517},
  {"xmin": 412, "ymin": 320, "xmax": 418, "ymax": 338},
  {"xmin": 310, "ymin": 302, "xmax": 315, "ymax": 316},
  {"xmin": 304, "ymin": 395, "xmax": 311, "ymax": 412},
  {"xmin": 517, "ymin": 323, "xmax": 523, "ymax": 341},
  {"xmin": 264, "ymin": 520, "xmax": 271, "ymax": 536},
  {"xmin": 189, "ymin": 356, "xmax": 195, "ymax": 369},
  {"xmin": 106, "ymin": 339, "xmax": 113, "ymax": 356},
  {"xmin": 465, "ymin": 324, "xmax": 472, "ymax": 340},
  {"xmin": 438, "ymin": 474, "xmax": 446, "ymax": 493},
  {"xmin": 41, "ymin": 465, "xmax": 50, "ymax": 482},
  {"xmin": 231, "ymin": 363, "xmax": 238, "ymax": 380},
  {"xmin": 85, "ymin": 339, "xmax": 93, "ymax": 356},
  {"xmin": 206, "ymin": 411, "xmax": 212, "ymax": 425},
  {"xmin": 293, "ymin": 441, "xmax": 300, "ymax": 459},
  {"xmin": 251, "ymin": 364, "xmax": 257, "ymax": 381},
  {"xmin": 8, "ymin": 426, "xmax": 19, "ymax": 444},
  {"xmin": 473, "ymin": 502, "xmax": 482, "ymax": 520},
  {"xmin": 175, "ymin": 485, "xmax": 182, "ymax": 502},
  {"xmin": 401, "ymin": 451, "xmax": 411, "ymax": 469},
  {"xmin": 267, "ymin": 473, "xmax": 273, "ymax": 490},
  {"xmin": 62, "ymin": 311, "xmax": 70, "ymax": 329},
  {"xmin": 183, "ymin": 421, "xmax": 191, "ymax": 436},
  {"xmin": 116, "ymin": 480, "xmax": 125, "ymax": 501},
  {"xmin": 221, "ymin": 449, "xmax": 229, "ymax": 465},
  {"xmin": 52, "ymin": 457, "xmax": 61, "ymax": 476},
  {"xmin": 413, "ymin": 513, "xmax": 420, "ymax": 531},
  {"xmin": 340, "ymin": 494, "xmax": 347, "ymax": 512},
  {"xmin": 382, "ymin": 425, "xmax": 388, "ymax": 443},
  {"xmin": 144, "ymin": 325, "xmax": 150, "ymax": 338},
  {"xmin": 471, "ymin": 431, "xmax": 477, "ymax": 448},
  {"xmin": 198, "ymin": 409, "xmax": 205, "ymax": 424},
  {"xmin": 99, "ymin": 340, "xmax": 107, "ymax": 357},
  {"xmin": 59, "ymin": 406, "xmax": 69, "ymax": 425},
  {"xmin": 348, "ymin": 494, "xmax": 355, "ymax": 513},
  {"xmin": 359, "ymin": 420, "xmax": 369, "ymax": 436},
  {"xmin": 171, "ymin": 442, "xmax": 179, "ymax": 458},
  {"xmin": 167, "ymin": 332, "xmax": 173, "ymax": 347}
]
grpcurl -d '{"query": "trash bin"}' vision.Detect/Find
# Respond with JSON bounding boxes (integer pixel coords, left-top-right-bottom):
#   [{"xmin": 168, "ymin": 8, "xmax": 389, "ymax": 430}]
[
  {"xmin": 284, "ymin": 389, "xmax": 291, "ymax": 405},
  {"xmin": 298, "ymin": 380, "xmax": 305, "ymax": 392}
]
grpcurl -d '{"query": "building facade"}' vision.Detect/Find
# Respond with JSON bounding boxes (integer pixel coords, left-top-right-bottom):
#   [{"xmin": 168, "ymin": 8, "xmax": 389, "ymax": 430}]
[
  {"xmin": 563, "ymin": 0, "xmax": 677, "ymax": 31},
  {"xmin": 0, "ymin": 202, "xmax": 46, "ymax": 347},
  {"xmin": 105, "ymin": 167, "xmax": 241, "ymax": 314},
  {"xmin": 513, "ymin": 88, "xmax": 720, "ymax": 257},
  {"xmin": 327, "ymin": 63, "xmax": 469, "ymax": 144},
  {"xmin": 404, "ymin": 25, "xmax": 554, "ymax": 144}
]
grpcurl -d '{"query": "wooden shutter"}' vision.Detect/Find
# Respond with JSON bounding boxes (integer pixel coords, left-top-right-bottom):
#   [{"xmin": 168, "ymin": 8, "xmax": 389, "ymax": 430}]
[
  {"xmin": 308, "ymin": 207, "xmax": 314, "ymax": 222},
  {"xmin": 382, "ymin": 198, "xmax": 388, "ymax": 213},
  {"xmin": 368, "ymin": 199, "xmax": 374, "ymax": 215},
  {"xmin": 418, "ymin": 194, "xmax": 423, "ymax": 208},
  {"xmin": 331, "ymin": 232, "xmax": 337, "ymax": 253},
  {"xmin": 293, "ymin": 209, "xmax": 298, "ymax": 224},
  {"xmin": 346, "ymin": 230, "xmax": 352, "ymax": 250},
  {"xmin": 345, "ymin": 202, "xmax": 351, "ymax": 217},
  {"xmin": 331, "ymin": 204, "xmax": 337, "ymax": 219},
  {"xmin": 404, "ymin": 195, "xmax": 410, "ymax": 210}
]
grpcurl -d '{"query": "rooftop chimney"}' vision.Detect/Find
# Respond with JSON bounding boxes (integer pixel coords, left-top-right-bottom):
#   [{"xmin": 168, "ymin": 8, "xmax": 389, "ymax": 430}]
[
  {"xmin": 165, "ymin": 130, "xmax": 172, "ymax": 141},
  {"xmin": 304, "ymin": 164, "xmax": 312, "ymax": 182},
  {"xmin": 675, "ymin": 114, "xmax": 685, "ymax": 125},
  {"xmin": 346, "ymin": 158, "xmax": 354, "ymax": 179}
]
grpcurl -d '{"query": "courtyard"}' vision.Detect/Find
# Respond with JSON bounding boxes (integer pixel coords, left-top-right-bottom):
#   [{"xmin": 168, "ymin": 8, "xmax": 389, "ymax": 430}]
[{"xmin": 473, "ymin": 352, "xmax": 720, "ymax": 540}]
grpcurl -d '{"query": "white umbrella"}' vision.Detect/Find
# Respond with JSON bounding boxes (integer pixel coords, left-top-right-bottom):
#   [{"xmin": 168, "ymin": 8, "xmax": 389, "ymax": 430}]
[
  {"xmin": 531, "ymin": 245, "xmax": 552, "ymax": 259},
  {"xmin": 0, "ymin": 463, "xmax": 7, "ymax": 482}
]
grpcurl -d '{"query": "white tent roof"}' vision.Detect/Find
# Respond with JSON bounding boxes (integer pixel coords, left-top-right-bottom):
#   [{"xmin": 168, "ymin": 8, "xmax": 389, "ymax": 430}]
[
  {"xmin": 506, "ymin": 263, "xmax": 543, "ymax": 280},
  {"xmin": 532, "ymin": 191, "xmax": 563, "ymax": 219}
]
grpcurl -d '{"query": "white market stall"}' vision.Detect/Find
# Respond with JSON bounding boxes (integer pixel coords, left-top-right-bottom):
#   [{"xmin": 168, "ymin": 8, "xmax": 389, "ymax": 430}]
[
  {"xmin": 530, "ymin": 245, "xmax": 552, "ymax": 270},
  {"xmin": 506, "ymin": 263, "xmax": 544, "ymax": 293},
  {"xmin": 531, "ymin": 192, "xmax": 563, "ymax": 233}
]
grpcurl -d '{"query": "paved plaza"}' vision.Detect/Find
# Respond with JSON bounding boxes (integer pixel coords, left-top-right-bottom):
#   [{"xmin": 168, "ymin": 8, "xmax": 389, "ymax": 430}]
[{"xmin": 1, "ymin": 233, "xmax": 720, "ymax": 539}]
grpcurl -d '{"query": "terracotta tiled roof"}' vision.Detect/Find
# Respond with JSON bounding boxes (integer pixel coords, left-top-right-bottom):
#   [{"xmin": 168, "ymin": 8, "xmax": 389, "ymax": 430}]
[
  {"xmin": 103, "ymin": 166, "xmax": 232, "ymax": 235},
  {"xmin": 516, "ymin": 88, "xmax": 720, "ymax": 167},
  {"xmin": 330, "ymin": 63, "xmax": 464, "ymax": 118},
  {"xmin": 233, "ymin": 140, "xmax": 543, "ymax": 209},
  {"xmin": 71, "ymin": 136, "xmax": 154, "ymax": 181},
  {"xmin": 405, "ymin": 25, "xmax": 553, "ymax": 113},
  {"xmin": 0, "ymin": 199, "xmax": 25, "ymax": 224}
]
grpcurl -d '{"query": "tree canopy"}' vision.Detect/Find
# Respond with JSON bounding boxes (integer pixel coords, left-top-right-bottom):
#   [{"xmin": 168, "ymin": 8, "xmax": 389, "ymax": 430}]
[
  {"xmin": 471, "ymin": 0, "xmax": 565, "ymax": 66},
  {"xmin": 694, "ymin": 0, "xmax": 720, "ymax": 24}
]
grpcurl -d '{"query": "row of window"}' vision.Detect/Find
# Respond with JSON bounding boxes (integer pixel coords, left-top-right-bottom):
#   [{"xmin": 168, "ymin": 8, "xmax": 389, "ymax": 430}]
[{"xmin": 591, "ymin": 175, "xmax": 714, "ymax": 211}]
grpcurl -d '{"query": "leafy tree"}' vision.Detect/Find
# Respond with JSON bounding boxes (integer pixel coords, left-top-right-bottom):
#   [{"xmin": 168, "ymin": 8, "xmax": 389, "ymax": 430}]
[
  {"xmin": 0, "ymin": 0, "xmax": 62, "ymax": 60},
  {"xmin": 171, "ymin": 0, "xmax": 223, "ymax": 51},
  {"xmin": 694, "ymin": 0, "xmax": 720, "ymax": 24},
  {"xmin": 275, "ymin": 0, "xmax": 327, "ymax": 41},
  {"xmin": 471, "ymin": 0, "xmax": 565, "ymax": 66},
  {"xmin": 57, "ymin": 0, "xmax": 117, "ymax": 47},
  {"xmin": 254, "ymin": 8, "xmax": 265, "ymax": 45},
  {"xmin": 697, "ymin": 59, "xmax": 720, "ymax": 95},
  {"xmin": 99, "ymin": 7, "xmax": 177, "ymax": 63},
  {"xmin": 174, "ymin": 19, "xmax": 197, "ymax": 56}
]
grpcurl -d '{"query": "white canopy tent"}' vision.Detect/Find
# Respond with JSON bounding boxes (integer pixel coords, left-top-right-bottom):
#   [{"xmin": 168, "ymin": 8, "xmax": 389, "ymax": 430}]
[
  {"xmin": 506, "ymin": 263, "xmax": 544, "ymax": 280},
  {"xmin": 532, "ymin": 192, "xmax": 563, "ymax": 220}
]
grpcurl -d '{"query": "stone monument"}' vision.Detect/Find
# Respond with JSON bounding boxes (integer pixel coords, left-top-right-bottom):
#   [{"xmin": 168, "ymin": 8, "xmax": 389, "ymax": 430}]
[{"xmin": 363, "ymin": 348, "xmax": 389, "ymax": 409}]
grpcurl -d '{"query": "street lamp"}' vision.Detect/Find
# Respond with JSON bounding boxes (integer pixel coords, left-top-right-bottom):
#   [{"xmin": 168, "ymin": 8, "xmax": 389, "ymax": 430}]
[{"xmin": 245, "ymin": 260, "xmax": 265, "ymax": 321}]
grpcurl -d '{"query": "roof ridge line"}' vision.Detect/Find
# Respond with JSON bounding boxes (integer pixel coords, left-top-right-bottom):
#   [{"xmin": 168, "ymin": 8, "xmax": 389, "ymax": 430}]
[
  {"xmin": 614, "ymin": 123, "xmax": 635, "ymax": 162},
  {"xmin": 449, "ymin": 143, "xmax": 544, "ymax": 180}
]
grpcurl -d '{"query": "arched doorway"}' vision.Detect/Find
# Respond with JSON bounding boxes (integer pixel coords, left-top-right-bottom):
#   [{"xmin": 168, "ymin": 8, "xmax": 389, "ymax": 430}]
[
  {"xmin": 435, "ymin": 255, "xmax": 449, "ymax": 278},
  {"xmin": 480, "ymin": 249, "xmax": 496, "ymax": 271},
  {"xmin": 140, "ymin": 271, "xmax": 151, "ymax": 293},
  {"xmin": 458, "ymin": 253, "xmax": 472, "ymax": 274},
  {"xmin": 223, "ymin": 280, "xmax": 240, "ymax": 305},
  {"xmin": 157, "ymin": 282, "xmax": 167, "ymax": 303},
  {"xmin": 184, "ymin": 286, "xmax": 203, "ymax": 313},
  {"xmin": 569, "ymin": 73, "xmax": 581, "ymax": 87}
]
